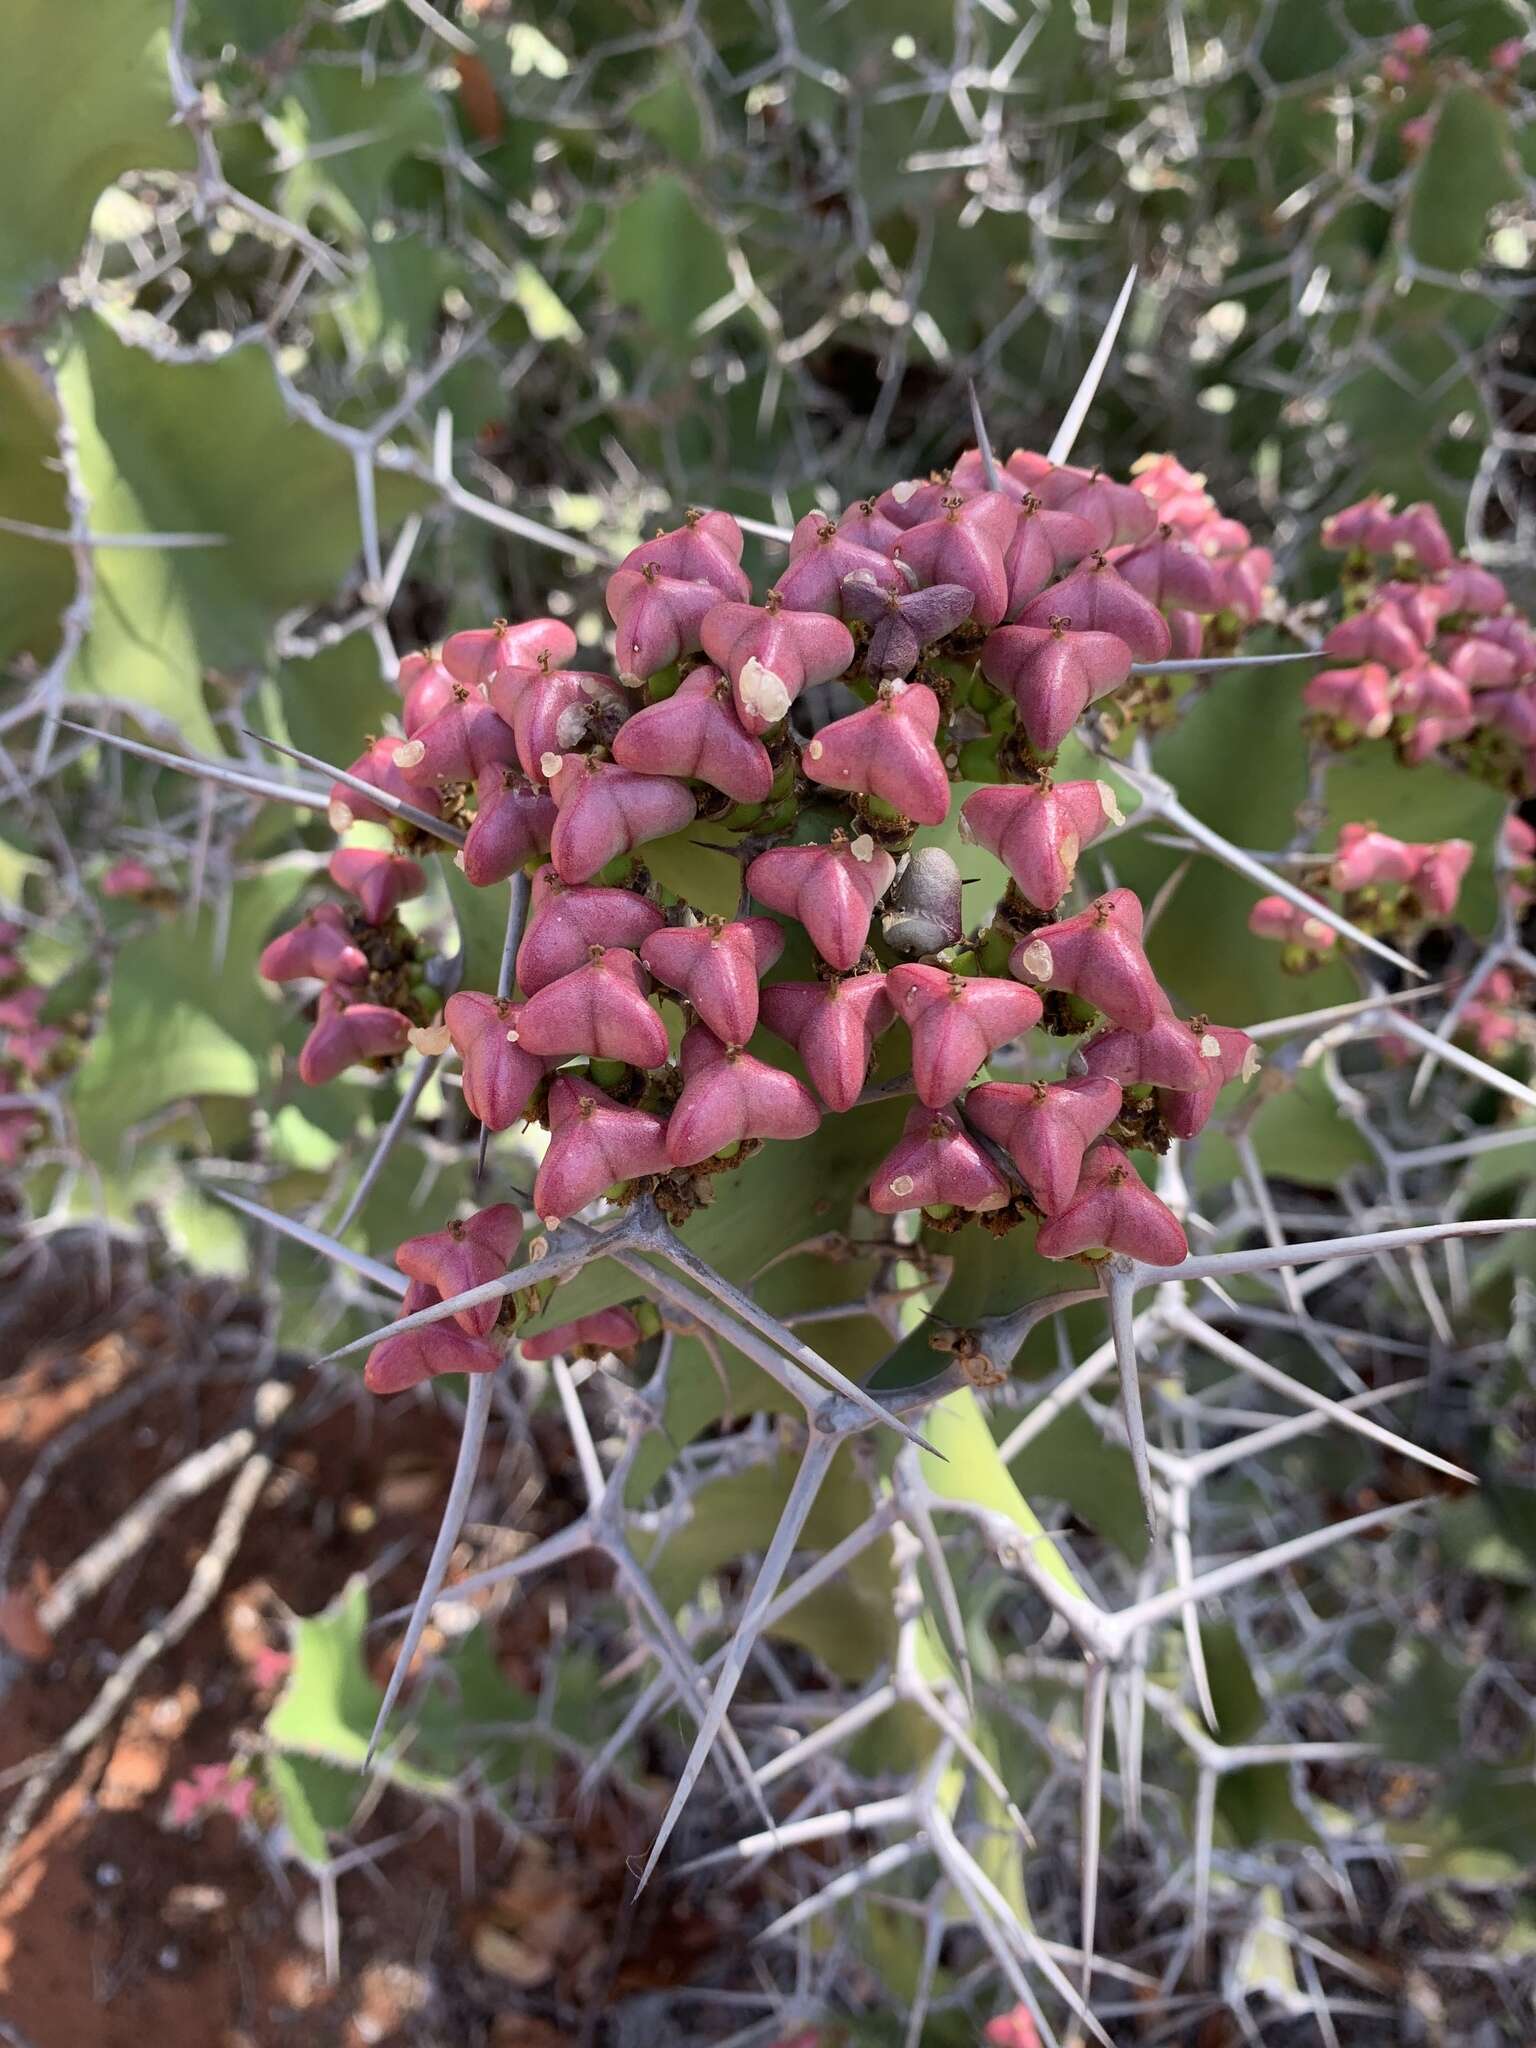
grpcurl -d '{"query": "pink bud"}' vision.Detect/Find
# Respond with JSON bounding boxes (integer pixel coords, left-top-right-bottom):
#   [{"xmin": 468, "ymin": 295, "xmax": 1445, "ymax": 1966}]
[
  {"xmin": 1393, "ymin": 501, "xmax": 1455, "ymax": 574},
  {"xmin": 1491, "ymin": 35, "xmax": 1525, "ymax": 72},
  {"xmin": 886, "ymin": 964, "xmax": 1044, "ymax": 1105},
  {"xmin": 839, "ymin": 577, "xmax": 976, "ymax": 681},
  {"xmin": 460, "ymin": 768, "xmax": 558, "ymax": 886},
  {"xmin": 444, "ymin": 990, "xmax": 547, "ymax": 1128},
  {"xmin": 1444, "ymin": 637, "xmax": 1517, "ymax": 690},
  {"xmin": 1394, "ymin": 661, "xmax": 1472, "ymax": 723},
  {"xmin": 1247, "ymin": 896, "xmax": 1339, "ymax": 952},
  {"xmin": 959, "ymin": 780, "xmax": 1120, "ymax": 910},
  {"xmin": 396, "ymin": 651, "xmax": 457, "ymax": 735},
  {"xmin": 867, "ymin": 1105, "xmax": 1011, "ymax": 1214},
  {"xmin": 1157, "ymin": 1025, "xmax": 1260, "ymax": 1140},
  {"xmin": 1116, "ymin": 527, "xmax": 1225, "ymax": 615},
  {"xmin": 965, "ymin": 1076, "xmax": 1121, "ymax": 1215},
  {"xmin": 1015, "ymin": 562, "xmax": 1172, "ymax": 662},
  {"xmin": 365, "ymin": 1311, "xmax": 502, "ymax": 1396},
  {"xmin": 873, "ymin": 477, "xmax": 954, "ymax": 530},
  {"xmin": 640, "ymin": 917, "xmax": 784, "ymax": 1045},
  {"xmin": 534, "ymin": 1076, "xmax": 671, "ymax": 1220},
  {"xmin": 516, "ymin": 947, "xmax": 670, "ymax": 1067},
  {"xmin": 101, "ymin": 857, "xmax": 163, "ymax": 901},
  {"xmin": 490, "ymin": 668, "xmax": 627, "ymax": 783},
  {"xmin": 1329, "ymin": 823, "xmax": 1419, "ymax": 892},
  {"xmin": 1482, "ymin": 687, "xmax": 1536, "ymax": 749},
  {"xmin": 835, "ymin": 497, "xmax": 905, "ymax": 552},
  {"xmin": 1079, "ymin": 1013, "xmax": 1227, "ymax": 1091},
  {"xmin": 396, "ymin": 1203, "xmax": 524, "ymax": 1336},
  {"xmin": 548, "ymin": 757, "xmax": 698, "ymax": 885},
  {"xmin": 519, "ymin": 1305, "xmax": 644, "ymax": 1361},
  {"xmin": 516, "ymin": 868, "xmax": 665, "ymax": 994},
  {"xmin": 980, "ymin": 624, "xmax": 1134, "ymax": 753},
  {"xmin": 1006, "ymin": 457, "xmax": 1157, "ymax": 548},
  {"xmin": 1458, "ymin": 614, "xmax": 1536, "ymax": 672},
  {"xmin": 801, "ymin": 681, "xmax": 952, "ymax": 826},
  {"xmin": 328, "ymin": 847, "xmax": 426, "ymax": 924},
  {"xmin": 1322, "ymin": 602, "xmax": 1423, "ymax": 673},
  {"xmin": 298, "ymin": 992, "xmax": 411, "ymax": 1085},
  {"xmin": 397, "ymin": 691, "xmax": 519, "ymax": 789},
  {"xmin": 665, "ymin": 1025, "xmax": 821, "ymax": 1165},
  {"xmin": 1410, "ymin": 838, "xmax": 1473, "ymax": 918},
  {"xmin": 1304, "ymin": 662, "xmax": 1396, "ymax": 739},
  {"xmin": 1000, "ymin": 502, "xmax": 1100, "ymax": 615},
  {"xmin": 1035, "ymin": 1141, "xmax": 1188, "ymax": 1263},
  {"xmin": 1321, "ymin": 495, "xmax": 1400, "ymax": 555},
  {"xmin": 606, "ymin": 566, "xmax": 723, "ymax": 685},
  {"xmin": 773, "ymin": 517, "xmax": 911, "ymax": 614},
  {"xmin": 1009, "ymin": 888, "xmax": 1165, "ymax": 1032},
  {"xmin": 622, "ymin": 510, "xmax": 750, "ymax": 594},
  {"xmin": 747, "ymin": 837, "xmax": 897, "ymax": 971},
  {"xmin": 331, "ymin": 736, "xmax": 444, "ymax": 828},
  {"xmin": 1130, "ymin": 452, "xmax": 1218, "ymax": 531},
  {"xmin": 984, "ymin": 2004, "xmax": 1043, "ymax": 2048},
  {"xmin": 1209, "ymin": 544, "xmax": 1271, "ymax": 625},
  {"xmin": 259, "ymin": 904, "xmax": 368, "ymax": 985},
  {"xmin": 1441, "ymin": 563, "xmax": 1507, "ymax": 616},
  {"xmin": 700, "ymin": 598, "xmax": 856, "ymax": 735},
  {"xmin": 758, "ymin": 973, "xmax": 894, "ymax": 1111},
  {"xmin": 441, "ymin": 618, "xmax": 579, "ymax": 691},
  {"xmin": 890, "ymin": 493, "xmax": 1018, "ymax": 628},
  {"xmin": 610, "ymin": 664, "xmax": 774, "ymax": 803}
]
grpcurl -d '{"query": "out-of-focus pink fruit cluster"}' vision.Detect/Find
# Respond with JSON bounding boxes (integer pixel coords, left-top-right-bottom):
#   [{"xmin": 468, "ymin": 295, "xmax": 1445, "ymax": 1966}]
[
  {"xmin": 1314, "ymin": 494, "xmax": 1536, "ymax": 793},
  {"xmin": 0, "ymin": 920, "xmax": 68, "ymax": 1168},
  {"xmin": 1249, "ymin": 825, "xmax": 1474, "ymax": 971},
  {"xmin": 260, "ymin": 447, "xmax": 1287, "ymax": 1394}
]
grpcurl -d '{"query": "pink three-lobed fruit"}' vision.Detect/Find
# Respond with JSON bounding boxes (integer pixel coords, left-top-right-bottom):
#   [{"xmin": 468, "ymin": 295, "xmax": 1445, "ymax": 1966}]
[
  {"xmin": 515, "ymin": 868, "xmax": 666, "ymax": 994},
  {"xmin": 444, "ymin": 991, "xmax": 546, "ymax": 1129},
  {"xmin": 700, "ymin": 596, "xmax": 856, "ymax": 735},
  {"xmin": 259, "ymin": 903, "xmax": 368, "ymax": 986},
  {"xmin": 965, "ymin": 1076, "xmax": 1123, "ymax": 1216},
  {"xmin": 1009, "ymin": 887, "xmax": 1166, "ymax": 1032},
  {"xmin": 298, "ymin": 990, "xmax": 411, "ymax": 1086},
  {"xmin": 534, "ymin": 1075, "xmax": 671, "ymax": 1222},
  {"xmin": 519, "ymin": 1306, "xmax": 644, "ymax": 1361},
  {"xmin": 960, "ymin": 780, "xmax": 1121, "ymax": 911},
  {"xmin": 394, "ymin": 1203, "xmax": 524, "ymax": 1337},
  {"xmin": 1035, "ymin": 1141, "xmax": 1189, "ymax": 1264},
  {"xmin": 758, "ymin": 974, "xmax": 895, "ymax": 1112},
  {"xmin": 328, "ymin": 848, "xmax": 426, "ymax": 924},
  {"xmin": 547, "ymin": 756, "xmax": 697, "ymax": 884},
  {"xmin": 867, "ymin": 1105, "xmax": 1011, "ymax": 1214},
  {"xmin": 801, "ymin": 681, "xmax": 952, "ymax": 825},
  {"xmin": 746, "ymin": 837, "xmax": 897, "ymax": 971},
  {"xmin": 515, "ymin": 946, "xmax": 670, "ymax": 1067},
  {"xmin": 609, "ymin": 664, "xmax": 774, "ymax": 803},
  {"xmin": 665, "ymin": 1024, "xmax": 822, "ymax": 1166},
  {"xmin": 640, "ymin": 917, "xmax": 784, "ymax": 1045},
  {"xmin": 885, "ymin": 964, "xmax": 1044, "ymax": 1106}
]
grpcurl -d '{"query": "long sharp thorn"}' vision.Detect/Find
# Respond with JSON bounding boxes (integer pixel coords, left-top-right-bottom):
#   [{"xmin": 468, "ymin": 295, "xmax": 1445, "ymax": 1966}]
[
  {"xmin": 1246, "ymin": 981, "xmax": 1446, "ymax": 1042},
  {"xmin": 1381, "ymin": 1006, "xmax": 1536, "ymax": 1113},
  {"xmin": 1048, "ymin": 265, "xmax": 1137, "ymax": 465},
  {"xmin": 1170, "ymin": 1483, "xmax": 1217, "ymax": 1732},
  {"xmin": 967, "ymin": 377, "xmax": 1001, "ymax": 492},
  {"xmin": 1408, "ymin": 946, "xmax": 1504, "ymax": 1106},
  {"xmin": 1139, "ymin": 1216, "xmax": 1536, "ymax": 1289},
  {"xmin": 753, "ymin": 1839, "xmax": 927, "ymax": 1945},
  {"xmin": 1130, "ymin": 650, "xmax": 1321, "ymax": 675},
  {"xmin": 1079, "ymin": 1657, "xmax": 1109, "ymax": 2015},
  {"xmin": 319, "ymin": 1228, "xmax": 603, "ymax": 1363},
  {"xmin": 1107, "ymin": 1262, "xmax": 1156, "ymax": 1539},
  {"xmin": 242, "ymin": 728, "xmax": 466, "ymax": 847},
  {"xmin": 209, "ymin": 1186, "xmax": 404, "ymax": 1292},
  {"xmin": 634, "ymin": 1433, "xmax": 839, "ymax": 1892},
  {"xmin": 59, "ymin": 720, "xmax": 332, "ymax": 812},
  {"xmin": 365, "ymin": 1369, "xmax": 496, "ymax": 1768},
  {"xmin": 332, "ymin": 1054, "xmax": 440, "ymax": 1237}
]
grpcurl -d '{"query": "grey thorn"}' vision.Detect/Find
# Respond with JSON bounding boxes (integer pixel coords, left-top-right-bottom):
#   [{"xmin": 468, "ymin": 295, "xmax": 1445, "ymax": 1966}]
[{"xmin": 1048, "ymin": 264, "xmax": 1137, "ymax": 467}]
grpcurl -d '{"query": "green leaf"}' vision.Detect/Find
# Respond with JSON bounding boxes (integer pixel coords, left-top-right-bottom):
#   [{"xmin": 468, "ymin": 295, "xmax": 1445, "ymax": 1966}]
[
  {"xmin": 598, "ymin": 175, "xmax": 732, "ymax": 345},
  {"xmin": 58, "ymin": 317, "xmax": 430, "ymax": 753},
  {"xmin": 0, "ymin": 0, "xmax": 191, "ymax": 320},
  {"xmin": 1407, "ymin": 85, "xmax": 1520, "ymax": 275},
  {"xmin": 0, "ymin": 357, "xmax": 74, "ymax": 667}
]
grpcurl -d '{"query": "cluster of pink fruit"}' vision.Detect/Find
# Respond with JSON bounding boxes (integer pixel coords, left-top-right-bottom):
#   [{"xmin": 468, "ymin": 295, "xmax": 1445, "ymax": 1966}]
[
  {"xmin": 1248, "ymin": 823, "xmax": 1474, "ymax": 972},
  {"xmin": 259, "ymin": 443, "xmax": 1281, "ymax": 1395},
  {"xmin": 1382, "ymin": 21, "xmax": 1525, "ymax": 154},
  {"xmin": 0, "ymin": 923, "xmax": 64, "ymax": 1169},
  {"xmin": 1310, "ymin": 493, "xmax": 1536, "ymax": 794}
]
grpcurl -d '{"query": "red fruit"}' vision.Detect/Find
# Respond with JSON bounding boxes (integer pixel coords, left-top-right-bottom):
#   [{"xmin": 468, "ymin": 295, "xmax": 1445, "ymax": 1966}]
[
  {"xmin": 701, "ymin": 597, "xmax": 856, "ymax": 735},
  {"xmin": 396, "ymin": 651, "xmax": 457, "ymax": 734},
  {"xmin": 980, "ymin": 623, "xmax": 1133, "ymax": 753},
  {"xmin": 867, "ymin": 1105, "xmax": 1011, "ymax": 1214},
  {"xmin": 259, "ymin": 904, "xmax": 368, "ymax": 986},
  {"xmin": 1079, "ymin": 1013, "xmax": 1226, "ymax": 1092},
  {"xmin": 773, "ymin": 516, "xmax": 911, "ymax": 615},
  {"xmin": 665, "ymin": 1025, "xmax": 821, "ymax": 1166},
  {"xmin": 330, "ymin": 736, "xmax": 444, "ymax": 829},
  {"xmin": 395, "ymin": 1203, "xmax": 524, "ymax": 1336},
  {"xmin": 622, "ymin": 510, "xmax": 750, "ymax": 594},
  {"xmin": 364, "ymin": 1318, "xmax": 502, "ymax": 1395},
  {"xmin": 1113, "ymin": 528, "xmax": 1222, "ymax": 615},
  {"xmin": 1394, "ymin": 661, "xmax": 1472, "ymax": 723},
  {"xmin": 606, "ymin": 565, "xmax": 723, "ymax": 684},
  {"xmin": 547, "ymin": 756, "xmax": 697, "ymax": 884},
  {"xmin": 1321, "ymin": 602, "xmax": 1423, "ymax": 673},
  {"xmin": 1411, "ymin": 839, "xmax": 1473, "ymax": 918},
  {"xmin": 1034, "ymin": 1142, "xmax": 1188, "ymax": 1264},
  {"xmin": 640, "ymin": 917, "xmax": 784, "ymax": 1045},
  {"xmin": 1015, "ymin": 562, "xmax": 1172, "ymax": 662},
  {"xmin": 394, "ymin": 691, "xmax": 519, "ymax": 789},
  {"xmin": 746, "ymin": 837, "xmax": 897, "ymax": 971},
  {"xmin": 1009, "ymin": 887, "xmax": 1165, "ymax": 1032},
  {"xmin": 519, "ymin": 1306, "xmax": 644, "ymax": 1361},
  {"xmin": 328, "ymin": 847, "xmax": 426, "ymax": 924},
  {"xmin": 610, "ymin": 664, "xmax": 774, "ymax": 803},
  {"xmin": 1000, "ymin": 501, "xmax": 1100, "ymax": 615},
  {"xmin": 801, "ymin": 681, "xmax": 952, "ymax": 826},
  {"xmin": 516, "ymin": 947, "xmax": 670, "ymax": 1067},
  {"xmin": 890, "ymin": 493, "xmax": 1018, "ymax": 628},
  {"xmin": 533, "ymin": 1076, "xmax": 671, "ymax": 1221},
  {"xmin": 886, "ymin": 965, "xmax": 1044, "ymax": 1105},
  {"xmin": 459, "ymin": 768, "xmax": 558, "ymax": 886},
  {"xmin": 965, "ymin": 1076, "xmax": 1122, "ymax": 1215},
  {"xmin": 489, "ymin": 667, "xmax": 627, "ymax": 783},
  {"xmin": 1304, "ymin": 662, "xmax": 1395, "ymax": 740},
  {"xmin": 1006, "ymin": 456, "xmax": 1157, "ymax": 548},
  {"xmin": 1329, "ymin": 824, "xmax": 1418, "ymax": 892},
  {"xmin": 515, "ymin": 868, "xmax": 664, "ymax": 994},
  {"xmin": 1441, "ymin": 563, "xmax": 1507, "ymax": 616},
  {"xmin": 441, "ymin": 618, "xmax": 578, "ymax": 691},
  {"xmin": 1157, "ymin": 1025, "xmax": 1260, "ymax": 1140},
  {"xmin": 298, "ymin": 992, "xmax": 411, "ymax": 1085},
  {"xmin": 836, "ymin": 497, "xmax": 905, "ymax": 553},
  {"xmin": 1445, "ymin": 638, "xmax": 1518, "ymax": 690},
  {"xmin": 444, "ymin": 990, "xmax": 547, "ymax": 1129},
  {"xmin": 959, "ymin": 780, "xmax": 1121, "ymax": 911},
  {"xmin": 758, "ymin": 973, "xmax": 894, "ymax": 1112},
  {"xmin": 1247, "ymin": 897, "xmax": 1338, "ymax": 952}
]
